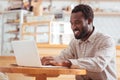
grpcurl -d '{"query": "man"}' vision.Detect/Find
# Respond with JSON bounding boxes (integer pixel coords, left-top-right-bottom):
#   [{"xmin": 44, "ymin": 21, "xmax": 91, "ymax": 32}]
[{"xmin": 41, "ymin": 4, "xmax": 117, "ymax": 80}]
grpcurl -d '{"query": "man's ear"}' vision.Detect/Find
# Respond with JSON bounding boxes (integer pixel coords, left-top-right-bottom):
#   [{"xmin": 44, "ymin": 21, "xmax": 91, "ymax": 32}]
[{"xmin": 88, "ymin": 18, "xmax": 93, "ymax": 25}]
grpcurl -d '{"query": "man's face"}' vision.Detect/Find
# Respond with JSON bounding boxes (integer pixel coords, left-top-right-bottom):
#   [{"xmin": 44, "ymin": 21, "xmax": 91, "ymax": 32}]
[{"xmin": 70, "ymin": 12, "xmax": 89, "ymax": 39}]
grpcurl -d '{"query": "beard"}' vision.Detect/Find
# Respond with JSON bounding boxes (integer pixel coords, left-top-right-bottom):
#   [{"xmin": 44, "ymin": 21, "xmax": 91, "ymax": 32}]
[{"xmin": 74, "ymin": 27, "xmax": 88, "ymax": 39}]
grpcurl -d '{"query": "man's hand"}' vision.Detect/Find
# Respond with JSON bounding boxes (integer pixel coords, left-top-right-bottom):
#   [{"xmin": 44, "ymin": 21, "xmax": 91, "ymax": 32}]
[
  {"xmin": 41, "ymin": 56, "xmax": 72, "ymax": 68},
  {"xmin": 49, "ymin": 60, "xmax": 72, "ymax": 68},
  {"xmin": 41, "ymin": 56, "xmax": 54, "ymax": 65}
]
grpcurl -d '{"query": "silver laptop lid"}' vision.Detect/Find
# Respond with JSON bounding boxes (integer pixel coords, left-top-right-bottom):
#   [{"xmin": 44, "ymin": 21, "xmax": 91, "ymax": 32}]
[{"xmin": 11, "ymin": 40, "xmax": 42, "ymax": 67}]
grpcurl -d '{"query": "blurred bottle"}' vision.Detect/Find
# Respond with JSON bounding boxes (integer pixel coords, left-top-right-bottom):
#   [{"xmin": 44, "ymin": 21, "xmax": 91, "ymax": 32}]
[{"xmin": 31, "ymin": 0, "xmax": 43, "ymax": 16}]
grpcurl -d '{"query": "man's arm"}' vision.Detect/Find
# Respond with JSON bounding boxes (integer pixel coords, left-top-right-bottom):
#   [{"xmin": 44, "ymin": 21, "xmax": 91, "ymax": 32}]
[
  {"xmin": 69, "ymin": 37, "xmax": 116, "ymax": 72},
  {"xmin": 41, "ymin": 39, "xmax": 76, "ymax": 67}
]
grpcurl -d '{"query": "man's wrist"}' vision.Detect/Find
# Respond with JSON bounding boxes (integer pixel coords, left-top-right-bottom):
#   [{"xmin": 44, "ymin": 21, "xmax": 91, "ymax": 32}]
[{"xmin": 66, "ymin": 60, "xmax": 72, "ymax": 68}]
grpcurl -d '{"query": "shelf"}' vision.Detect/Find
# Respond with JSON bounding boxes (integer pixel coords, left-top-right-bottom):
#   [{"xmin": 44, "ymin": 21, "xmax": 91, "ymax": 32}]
[
  {"xmin": 47, "ymin": 0, "xmax": 120, "ymax": 1},
  {"xmin": 37, "ymin": 44, "xmax": 120, "ymax": 49},
  {"xmin": 6, "ymin": 20, "xmax": 20, "ymax": 24},
  {"xmin": 5, "ymin": 22, "xmax": 20, "ymax": 25},
  {"xmin": 22, "ymin": 21, "xmax": 51, "ymax": 44},
  {"xmin": 36, "ymin": 32, "xmax": 50, "ymax": 34},
  {"xmin": 23, "ymin": 21, "xmax": 51, "ymax": 26},
  {"xmin": 94, "ymin": 12, "xmax": 120, "ymax": 16},
  {"xmin": 37, "ymin": 44, "xmax": 67, "ymax": 48},
  {"xmin": 43, "ymin": 0, "xmax": 80, "ymax": 1},
  {"xmin": 22, "ymin": 33, "xmax": 35, "ymax": 35},
  {"xmin": 6, "ymin": 31, "xmax": 19, "ymax": 34},
  {"xmin": 2, "ymin": 10, "xmax": 28, "ymax": 14},
  {"xmin": 45, "ymin": 11, "xmax": 120, "ymax": 16},
  {"xmin": 1, "ymin": 10, "xmax": 28, "ymax": 55},
  {"xmin": 81, "ymin": 0, "xmax": 120, "ymax": 2}
]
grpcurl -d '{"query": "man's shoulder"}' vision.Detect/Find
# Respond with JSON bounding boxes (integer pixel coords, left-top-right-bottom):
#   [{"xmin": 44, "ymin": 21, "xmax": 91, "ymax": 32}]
[
  {"xmin": 95, "ymin": 31, "xmax": 112, "ymax": 39},
  {"xmin": 94, "ymin": 31, "xmax": 115, "ymax": 45}
]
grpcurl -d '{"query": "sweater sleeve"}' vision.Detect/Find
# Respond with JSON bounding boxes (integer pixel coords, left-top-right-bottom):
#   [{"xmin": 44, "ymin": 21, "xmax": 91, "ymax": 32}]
[{"xmin": 69, "ymin": 37, "xmax": 116, "ymax": 72}]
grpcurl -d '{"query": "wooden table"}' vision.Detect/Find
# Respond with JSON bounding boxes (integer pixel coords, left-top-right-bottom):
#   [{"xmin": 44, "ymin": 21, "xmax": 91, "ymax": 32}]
[{"xmin": 0, "ymin": 56, "xmax": 86, "ymax": 80}]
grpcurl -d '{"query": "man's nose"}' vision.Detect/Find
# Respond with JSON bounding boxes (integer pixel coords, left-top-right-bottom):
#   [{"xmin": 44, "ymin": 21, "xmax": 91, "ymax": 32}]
[{"xmin": 71, "ymin": 24, "xmax": 77, "ymax": 29}]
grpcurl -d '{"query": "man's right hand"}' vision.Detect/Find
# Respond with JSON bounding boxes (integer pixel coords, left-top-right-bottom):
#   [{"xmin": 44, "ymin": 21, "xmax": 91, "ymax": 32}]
[
  {"xmin": 41, "ymin": 56, "xmax": 54, "ymax": 65},
  {"xmin": 41, "ymin": 56, "xmax": 72, "ymax": 68}
]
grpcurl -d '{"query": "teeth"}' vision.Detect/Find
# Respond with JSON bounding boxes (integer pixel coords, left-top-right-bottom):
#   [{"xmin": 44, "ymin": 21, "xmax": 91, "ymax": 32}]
[{"xmin": 74, "ymin": 31, "xmax": 79, "ymax": 35}]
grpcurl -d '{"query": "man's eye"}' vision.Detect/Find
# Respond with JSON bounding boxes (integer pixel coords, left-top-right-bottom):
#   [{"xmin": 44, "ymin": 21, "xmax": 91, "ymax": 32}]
[
  {"xmin": 70, "ymin": 20, "xmax": 81, "ymax": 25},
  {"xmin": 70, "ymin": 22, "xmax": 74, "ymax": 25},
  {"xmin": 75, "ymin": 21, "xmax": 80, "ymax": 25}
]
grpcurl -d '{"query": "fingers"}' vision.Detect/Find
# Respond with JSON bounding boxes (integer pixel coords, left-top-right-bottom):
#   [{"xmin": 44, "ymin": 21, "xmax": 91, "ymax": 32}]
[
  {"xmin": 50, "ymin": 60, "xmax": 72, "ymax": 68},
  {"xmin": 41, "ymin": 56, "xmax": 54, "ymax": 65},
  {"xmin": 43, "ymin": 60, "xmax": 52, "ymax": 65},
  {"xmin": 41, "ymin": 56, "xmax": 62, "ymax": 66},
  {"xmin": 41, "ymin": 57, "xmax": 72, "ymax": 67},
  {"xmin": 49, "ymin": 61, "xmax": 62, "ymax": 66}
]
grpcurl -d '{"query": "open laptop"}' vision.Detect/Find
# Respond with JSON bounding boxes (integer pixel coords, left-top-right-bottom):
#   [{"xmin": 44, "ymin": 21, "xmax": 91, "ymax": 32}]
[{"xmin": 11, "ymin": 40, "xmax": 63, "ymax": 68}]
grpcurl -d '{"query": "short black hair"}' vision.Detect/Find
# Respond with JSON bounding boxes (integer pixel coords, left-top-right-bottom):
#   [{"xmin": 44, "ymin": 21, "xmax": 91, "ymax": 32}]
[{"xmin": 72, "ymin": 4, "xmax": 94, "ymax": 20}]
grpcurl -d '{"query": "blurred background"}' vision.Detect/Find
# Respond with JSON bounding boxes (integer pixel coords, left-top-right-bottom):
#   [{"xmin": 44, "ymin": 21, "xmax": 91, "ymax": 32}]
[
  {"xmin": 0, "ymin": 0, "xmax": 120, "ymax": 55},
  {"xmin": 0, "ymin": 0, "xmax": 120, "ymax": 80}
]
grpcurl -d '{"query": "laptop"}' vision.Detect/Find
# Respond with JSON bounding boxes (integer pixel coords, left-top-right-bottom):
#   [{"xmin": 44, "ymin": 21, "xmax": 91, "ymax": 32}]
[{"xmin": 11, "ymin": 40, "xmax": 63, "ymax": 68}]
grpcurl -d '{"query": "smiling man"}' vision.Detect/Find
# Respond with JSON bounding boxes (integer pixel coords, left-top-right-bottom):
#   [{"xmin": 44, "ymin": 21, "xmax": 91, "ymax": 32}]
[{"xmin": 41, "ymin": 4, "xmax": 117, "ymax": 80}]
